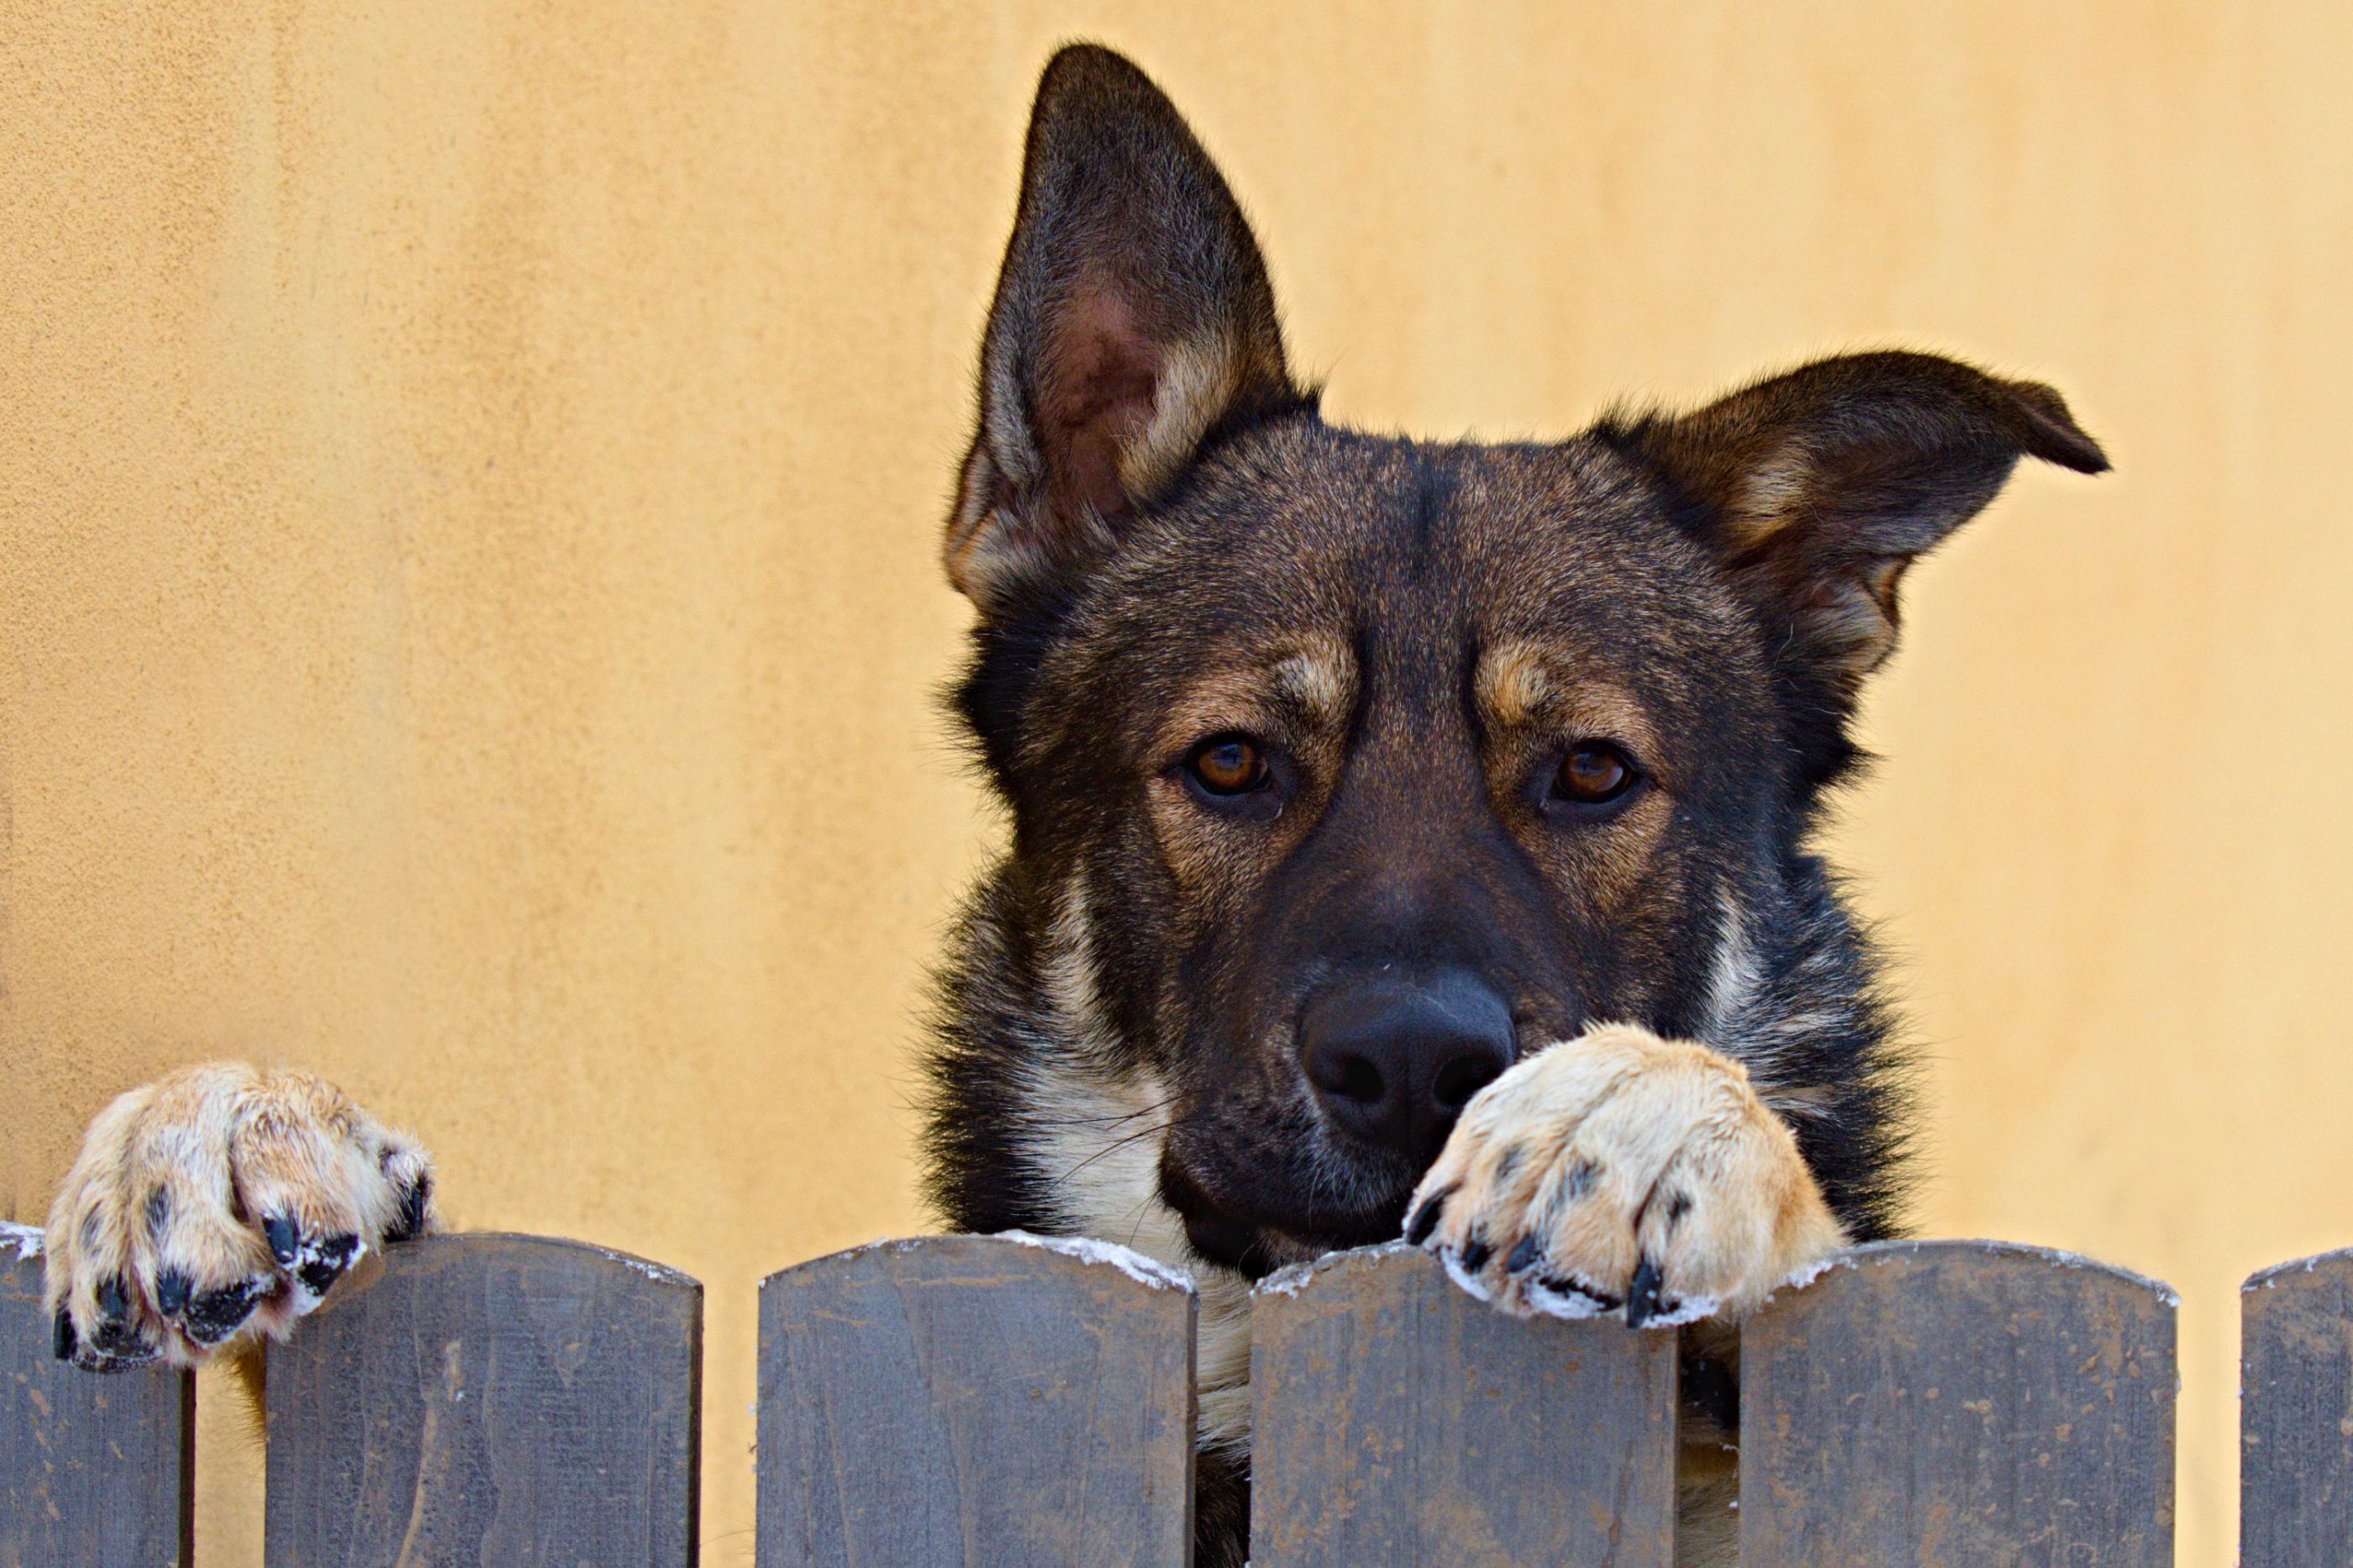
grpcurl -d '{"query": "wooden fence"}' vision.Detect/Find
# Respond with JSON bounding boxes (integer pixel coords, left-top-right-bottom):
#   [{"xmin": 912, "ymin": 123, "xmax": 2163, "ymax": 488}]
[{"xmin": 5, "ymin": 1229, "xmax": 2351, "ymax": 1565}]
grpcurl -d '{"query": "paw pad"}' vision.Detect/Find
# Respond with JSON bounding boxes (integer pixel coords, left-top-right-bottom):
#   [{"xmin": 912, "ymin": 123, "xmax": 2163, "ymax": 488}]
[
  {"xmin": 296, "ymin": 1233, "xmax": 361, "ymax": 1298},
  {"xmin": 183, "ymin": 1275, "xmax": 275, "ymax": 1346}
]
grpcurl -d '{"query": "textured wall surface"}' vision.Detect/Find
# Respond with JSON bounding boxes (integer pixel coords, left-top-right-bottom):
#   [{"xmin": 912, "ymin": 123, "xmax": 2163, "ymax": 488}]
[{"xmin": 5, "ymin": 3, "xmax": 2349, "ymax": 1560}]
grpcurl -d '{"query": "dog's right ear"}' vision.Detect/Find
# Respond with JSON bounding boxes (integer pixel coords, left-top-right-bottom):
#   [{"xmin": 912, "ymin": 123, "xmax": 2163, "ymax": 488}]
[{"xmin": 945, "ymin": 45, "xmax": 1296, "ymax": 618}]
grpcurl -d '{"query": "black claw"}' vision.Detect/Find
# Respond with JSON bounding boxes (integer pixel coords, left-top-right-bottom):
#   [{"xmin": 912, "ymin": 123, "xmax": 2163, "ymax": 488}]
[
  {"xmin": 53, "ymin": 1309, "xmax": 76, "ymax": 1361},
  {"xmin": 87, "ymin": 1276, "xmax": 150, "ymax": 1355},
  {"xmin": 1626, "ymin": 1258, "xmax": 1664, "ymax": 1329},
  {"xmin": 155, "ymin": 1269, "xmax": 193, "ymax": 1316},
  {"xmin": 387, "ymin": 1176, "xmax": 431, "ymax": 1244},
  {"xmin": 184, "ymin": 1276, "xmax": 272, "ymax": 1346},
  {"xmin": 1506, "ymin": 1234, "xmax": 1542, "ymax": 1274},
  {"xmin": 1404, "ymin": 1183, "xmax": 1455, "ymax": 1246},
  {"xmin": 263, "ymin": 1215, "xmax": 301, "ymax": 1266},
  {"xmin": 1458, "ymin": 1233, "xmax": 1492, "ymax": 1273},
  {"xmin": 71, "ymin": 1344, "xmax": 157, "ymax": 1374},
  {"xmin": 1535, "ymin": 1272, "xmax": 1620, "ymax": 1310},
  {"xmin": 89, "ymin": 1320, "xmax": 156, "ymax": 1359},
  {"xmin": 298, "ymin": 1234, "xmax": 360, "ymax": 1295}
]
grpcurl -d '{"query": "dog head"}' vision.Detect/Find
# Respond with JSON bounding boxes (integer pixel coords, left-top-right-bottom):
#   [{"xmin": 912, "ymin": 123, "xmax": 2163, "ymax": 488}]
[{"xmin": 941, "ymin": 46, "xmax": 2103, "ymax": 1271}]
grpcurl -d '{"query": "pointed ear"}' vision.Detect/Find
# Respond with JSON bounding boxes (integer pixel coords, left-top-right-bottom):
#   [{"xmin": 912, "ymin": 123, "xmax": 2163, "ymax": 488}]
[
  {"xmin": 945, "ymin": 45, "xmax": 1298, "ymax": 615},
  {"xmin": 1604, "ymin": 350, "xmax": 2108, "ymax": 695}
]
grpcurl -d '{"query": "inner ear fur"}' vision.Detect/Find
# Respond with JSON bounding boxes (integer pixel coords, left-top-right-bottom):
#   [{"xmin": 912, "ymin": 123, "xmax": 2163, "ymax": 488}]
[
  {"xmin": 946, "ymin": 45, "xmax": 1298, "ymax": 616},
  {"xmin": 1602, "ymin": 350, "xmax": 2108, "ymax": 687}
]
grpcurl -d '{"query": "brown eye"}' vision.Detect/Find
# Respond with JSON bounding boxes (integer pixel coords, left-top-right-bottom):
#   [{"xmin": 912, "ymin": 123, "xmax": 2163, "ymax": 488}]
[
  {"xmin": 1186, "ymin": 735, "xmax": 1270, "ymax": 797},
  {"xmin": 1553, "ymin": 742, "xmax": 1635, "ymax": 807}
]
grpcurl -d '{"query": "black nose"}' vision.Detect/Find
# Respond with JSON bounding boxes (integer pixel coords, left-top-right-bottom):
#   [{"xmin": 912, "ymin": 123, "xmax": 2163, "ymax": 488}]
[{"xmin": 1301, "ymin": 971, "xmax": 1517, "ymax": 1162}]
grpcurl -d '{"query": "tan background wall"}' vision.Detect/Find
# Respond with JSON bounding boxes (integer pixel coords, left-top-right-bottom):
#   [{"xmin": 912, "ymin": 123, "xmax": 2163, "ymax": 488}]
[{"xmin": 4, "ymin": 2, "xmax": 2347, "ymax": 1560}]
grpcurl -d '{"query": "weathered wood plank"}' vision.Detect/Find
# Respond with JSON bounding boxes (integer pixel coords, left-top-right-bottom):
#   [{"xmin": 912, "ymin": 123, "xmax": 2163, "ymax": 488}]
[
  {"xmin": 1741, "ymin": 1239, "xmax": 2175, "ymax": 1568},
  {"xmin": 758, "ymin": 1233, "xmax": 1197, "ymax": 1568},
  {"xmin": 2241, "ymin": 1248, "xmax": 2353, "ymax": 1567},
  {"xmin": 263, "ymin": 1232, "xmax": 701, "ymax": 1568},
  {"xmin": 1, "ymin": 1228, "xmax": 193, "ymax": 1568},
  {"xmin": 1248, "ymin": 1243, "xmax": 1679, "ymax": 1568}
]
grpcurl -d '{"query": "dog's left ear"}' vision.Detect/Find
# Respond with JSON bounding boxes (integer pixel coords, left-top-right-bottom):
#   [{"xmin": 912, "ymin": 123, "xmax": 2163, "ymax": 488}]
[
  {"xmin": 945, "ymin": 45, "xmax": 1297, "ymax": 618},
  {"xmin": 1607, "ymin": 350, "xmax": 2107, "ymax": 697}
]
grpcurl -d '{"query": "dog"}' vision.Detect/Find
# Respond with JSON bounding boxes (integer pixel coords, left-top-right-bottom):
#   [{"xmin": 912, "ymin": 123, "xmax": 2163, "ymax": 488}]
[{"xmin": 39, "ymin": 43, "xmax": 2104, "ymax": 1567}]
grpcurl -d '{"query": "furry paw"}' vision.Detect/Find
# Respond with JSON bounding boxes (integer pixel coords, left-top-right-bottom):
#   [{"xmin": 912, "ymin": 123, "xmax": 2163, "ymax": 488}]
[
  {"xmin": 42, "ymin": 1063, "xmax": 434, "ymax": 1371},
  {"xmin": 1405, "ymin": 1023, "xmax": 1841, "ymax": 1328}
]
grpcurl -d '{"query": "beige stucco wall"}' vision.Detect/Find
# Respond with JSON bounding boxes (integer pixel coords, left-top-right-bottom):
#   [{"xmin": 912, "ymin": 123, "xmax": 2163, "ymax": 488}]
[{"xmin": 6, "ymin": 3, "xmax": 2349, "ymax": 1560}]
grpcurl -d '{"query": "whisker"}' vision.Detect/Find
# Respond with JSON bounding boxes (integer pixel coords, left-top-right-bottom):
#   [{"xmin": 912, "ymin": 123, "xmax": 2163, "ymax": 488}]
[
  {"xmin": 1046, "ymin": 1122, "xmax": 1167, "ymax": 1193},
  {"xmin": 1021, "ymin": 1098, "xmax": 1174, "ymax": 1133}
]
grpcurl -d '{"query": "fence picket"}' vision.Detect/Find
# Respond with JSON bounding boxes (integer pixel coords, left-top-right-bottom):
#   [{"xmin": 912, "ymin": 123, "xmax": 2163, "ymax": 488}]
[
  {"xmin": 261, "ymin": 1232, "xmax": 701, "ymax": 1568},
  {"xmin": 757, "ymin": 1233, "xmax": 1197, "ymax": 1568},
  {"xmin": 17, "ymin": 1222, "xmax": 2328, "ymax": 1564},
  {"xmin": 2240, "ymin": 1248, "xmax": 2353, "ymax": 1567},
  {"xmin": 2, "ymin": 1234, "xmax": 193, "ymax": 1567},
  {"xmin": 1247, "ymin": 1243, "xmax": 1679, "ymax": 1568},
  {"xmin": 1740, "ymin": 1239, "xmax": 2174, "ymax": 1568}
]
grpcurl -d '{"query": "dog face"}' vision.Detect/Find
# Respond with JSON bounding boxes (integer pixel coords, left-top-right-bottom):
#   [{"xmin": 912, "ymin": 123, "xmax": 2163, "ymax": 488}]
[{"xmin": 940, "ymin": 47, "xmax": 2103, "ymax": 1272}]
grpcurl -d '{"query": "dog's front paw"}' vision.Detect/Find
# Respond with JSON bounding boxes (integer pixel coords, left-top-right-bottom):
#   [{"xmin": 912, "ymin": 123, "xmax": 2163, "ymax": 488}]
[
  {"xmin": 1406, "ymin": 1023, "xmax": 1841, "ymax": 1328},
  {"xmin": 42, "ymin": 1063, "xmax": 434, "ymax": 1371}
]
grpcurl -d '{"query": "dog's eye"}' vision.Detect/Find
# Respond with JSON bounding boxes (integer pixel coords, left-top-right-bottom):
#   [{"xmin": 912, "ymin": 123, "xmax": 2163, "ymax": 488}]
[
  {"xmin": 1185, "ymin": 735, "xmax": 1270, "ymax": 797},
  {"xmin": 1552, "ymin": 742, "xmax": 1636, "ymax": 807}
]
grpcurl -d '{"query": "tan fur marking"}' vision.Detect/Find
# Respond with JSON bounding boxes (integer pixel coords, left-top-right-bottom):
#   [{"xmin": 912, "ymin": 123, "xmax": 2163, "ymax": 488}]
[
  {"xmin": 1474, "ymin": 644, "xmax": 1675, "ymax": 916},
  {"xmin": 1576, "ymin": 792, "xmax": 1674, "ymax": 918},
  {"xmin": 1475, "ymin": 640, "xmax": 1553, "ymax": 729},
  {"xmin": 1474, "ymin": 643, "xmax": 1661, "ymax": 766},
  {"xmin": 941, "ymin": 443, "xmax": 1010, "ymax": 600},
  {"xmin": 1726, "ymin": 446, "xmax": 1813, "ymax": 547},
  {"xmin": 1150, "ymin": 635, "xmax": 1357, "ymax": 771},
  {"xmin": 1811, "ymin": 582, "xmax": 1898, "ymax": 673},
  {"xmin": 1119, "ymin": 329, "xmax": 1245, "ymax": 501},
  {"xmin": 1267, "ymin": 638, "xmax": 1356, "ymax": 734},
  {"xmin": 1145, "ymin": 637, "xmax": 1357, "ymax": 900},
  {"xmin": 1153, "ymin": 668, "xmax": 1271, "ymax": 770},
  {"xmin": 1861, "ymin": 556, "xmax": 1908, "ymax": 616},
  {"xmin": 1559, "ymin": 687, "xmax": 1660, "ymax": 768}
]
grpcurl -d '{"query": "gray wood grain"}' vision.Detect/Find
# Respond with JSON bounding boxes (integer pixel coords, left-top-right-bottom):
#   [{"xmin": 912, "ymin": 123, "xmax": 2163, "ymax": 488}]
[
  {"xmin": 262, "ymin": 1232, "xmax": 701, "ymax": 1568},
  {"xmin": 1, "ymin": 1237, "xmax": 192, "ymax": 1567},
  {"xmin": 1740, "ymin": 1239, "xmax": 2175, "ymax": 1568},
  {"xmin": 758, "ymin": 1234, "xmax": 1197, "ymax": 1568},
  {"xmin": 1247, "ymin": 1243, "xmax": 1679, "ymax": 1568},
  {"xmin": 2241, "ymin": 1247, "xmax": 2353, "ymax": 1567}
]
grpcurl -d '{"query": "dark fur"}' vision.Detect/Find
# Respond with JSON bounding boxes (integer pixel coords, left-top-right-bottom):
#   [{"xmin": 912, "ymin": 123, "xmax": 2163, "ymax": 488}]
[{"xmin": 922, "ymin": 45, "xmax": 2104, "ymax": 1566}]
